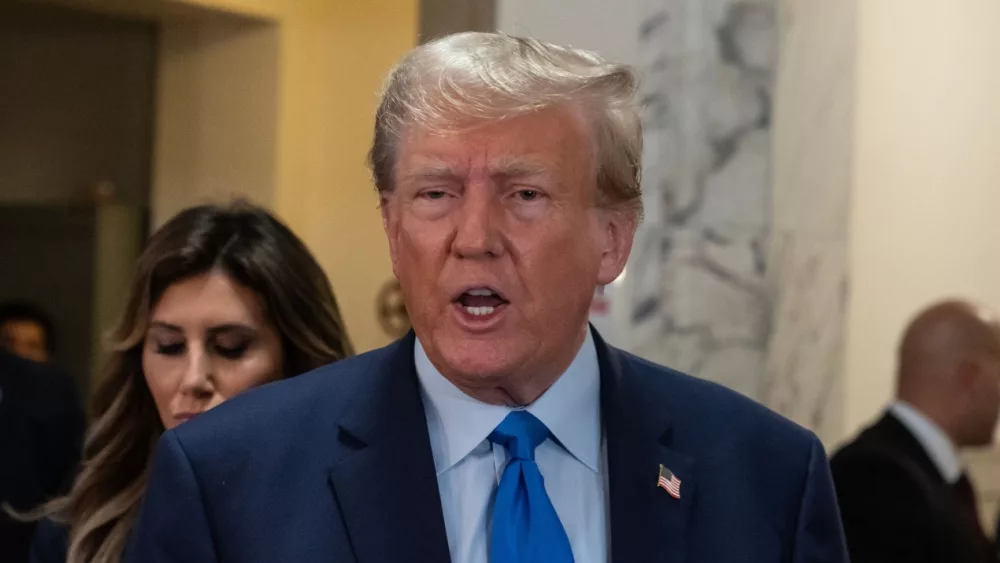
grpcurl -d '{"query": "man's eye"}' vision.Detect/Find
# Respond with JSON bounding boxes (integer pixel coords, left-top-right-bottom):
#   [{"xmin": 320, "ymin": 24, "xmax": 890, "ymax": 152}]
[
  {"xmin": 516, "ymin": 190, "xmax": 540, "ymax": 201},
  {"xmin": 422, "ymin": 190, "xmax": 448, "ymax": 200}
]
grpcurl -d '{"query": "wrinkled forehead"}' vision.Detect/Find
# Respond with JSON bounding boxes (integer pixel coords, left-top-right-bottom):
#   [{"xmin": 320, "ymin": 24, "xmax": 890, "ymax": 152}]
[{"xmin": 393, "ymin": 107, "xmax": 598, "ymax": 185}]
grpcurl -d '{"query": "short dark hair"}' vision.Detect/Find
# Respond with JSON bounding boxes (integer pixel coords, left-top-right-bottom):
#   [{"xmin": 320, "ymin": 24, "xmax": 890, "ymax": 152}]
[{"xmin": 0, "ymin": 300, "xmax": 56, "ymax": 354}]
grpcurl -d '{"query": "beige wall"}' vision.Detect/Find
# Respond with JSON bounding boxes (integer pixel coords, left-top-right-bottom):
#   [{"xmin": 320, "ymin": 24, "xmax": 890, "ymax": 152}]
[
  {"xmin": 845, "ymin": 0, "xmax": 1000, "ymax": 436},
  {"xmin": 0, "ymin": 3, "xmax": 156, "ymax": 205},
  {"xmin": 153, "ymin": 17, "xmax": 279, "ymax": 225},
  {"xmin": 150, "ymin": 0, "xmax": 417, "ymax": 352},
  {"xmin": 268, "ymin": 2, "xmax": 416, "ymax": 353},
  {"xmin": 846, "ymin": 4, "xmax": 1000, "ymax": 527}
]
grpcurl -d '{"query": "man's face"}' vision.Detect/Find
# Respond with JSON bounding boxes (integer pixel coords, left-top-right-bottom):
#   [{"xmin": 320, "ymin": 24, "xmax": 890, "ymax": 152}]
[
  {"xmin": 962, "ymin": 342, "xmax": 1000, "ymax": 446},
  {"xmin": 382, "ymin": 106, "xmax": 634, "ymax": 398},
  {"xmin": 1, "ymin": 319, "xmax": 49, "ymax": 363},
  {"xmin": 972, "ymin": 355, "xmax": 1000, "ymax": 445}
]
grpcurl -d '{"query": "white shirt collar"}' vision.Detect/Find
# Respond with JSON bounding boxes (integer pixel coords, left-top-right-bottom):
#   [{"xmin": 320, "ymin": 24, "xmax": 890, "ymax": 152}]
[
  {"xmin": 889, "ymin": 400, "xmax": 963, "ymax": 483},
  {"xmin": 415, "ymin": 328, "xmax": 602, "ymax": 476}
]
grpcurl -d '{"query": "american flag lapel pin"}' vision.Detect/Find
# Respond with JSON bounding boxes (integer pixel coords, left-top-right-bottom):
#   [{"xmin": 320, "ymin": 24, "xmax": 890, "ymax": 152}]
[{"xmin": 657, "ymin": 464, "xmax": 682, "ymax": 499}]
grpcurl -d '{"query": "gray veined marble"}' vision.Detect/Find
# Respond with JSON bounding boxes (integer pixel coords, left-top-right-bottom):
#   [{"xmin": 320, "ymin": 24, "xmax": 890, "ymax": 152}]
[
  {"xmin": 623, "ymin": 0, "xmax": 776, "ymax": 402},
  {"xmin": 597, "ymin": 0, "xmax": 853, "ymax": 443}
]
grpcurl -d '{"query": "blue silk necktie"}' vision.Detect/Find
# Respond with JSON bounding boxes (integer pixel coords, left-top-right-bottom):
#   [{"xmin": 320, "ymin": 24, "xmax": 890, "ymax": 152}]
[{"xmin": 488, "ymin": 411, "xmax": 575, "ymax": 563}]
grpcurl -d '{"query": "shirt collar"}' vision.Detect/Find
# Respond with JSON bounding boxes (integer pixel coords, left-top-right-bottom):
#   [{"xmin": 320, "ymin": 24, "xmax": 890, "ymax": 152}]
[
  {"xmin": 415, "ymin": 328, "xmax": 602, "ymax": 476},
  {"xmin": 889, "ymin": 400, "xmax": 963, "ymax": 483}
]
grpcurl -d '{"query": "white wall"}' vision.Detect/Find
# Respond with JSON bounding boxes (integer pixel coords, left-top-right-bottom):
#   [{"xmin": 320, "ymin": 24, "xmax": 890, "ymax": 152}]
[
  {"xmin": 497, "ymin": 0, "xmax": 638, "ymax": 65},
  {"xmin": 845, "ymin": 0, "xmax": 1000, "ymax": 436},
  {"xmin": 767, "ymin": 0, "xmax": 855, "ymax": 445}
]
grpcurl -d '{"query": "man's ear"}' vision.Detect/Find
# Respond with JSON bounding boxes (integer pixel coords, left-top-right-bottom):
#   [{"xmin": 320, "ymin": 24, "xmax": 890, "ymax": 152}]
[
  {"xmin": 595, "ymin": 208, "xmax": 637, "ymax": 286},
  {"xmin": 954, "ymin": 357, "xmax": 986, "ymax": 397},
  {"xmin": 380, "ymin": 192, "xmax": 400, "ymax": 277}
]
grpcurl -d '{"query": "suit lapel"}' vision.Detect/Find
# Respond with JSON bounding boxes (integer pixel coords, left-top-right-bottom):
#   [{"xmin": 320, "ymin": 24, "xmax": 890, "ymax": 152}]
[
  {"xmin": 874, "ymin": 413, "xmax": 994, "ymax": 562},
  {"xmin": 327, "ymin": 333, "xmax": 452, "ymax": 563},
  {"xmin": 597, "ymin": 331, "xmax": 693, "ymax": 563}
]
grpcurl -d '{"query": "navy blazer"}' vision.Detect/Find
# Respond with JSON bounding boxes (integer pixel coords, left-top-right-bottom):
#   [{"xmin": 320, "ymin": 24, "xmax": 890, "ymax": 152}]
[
  {"xmin": 0, "ymin": 352, "xmax": 83, "ymax": 563},
  {"xmin": 128, "ymin": 330, "xmax": 847, "ymax": 562}
]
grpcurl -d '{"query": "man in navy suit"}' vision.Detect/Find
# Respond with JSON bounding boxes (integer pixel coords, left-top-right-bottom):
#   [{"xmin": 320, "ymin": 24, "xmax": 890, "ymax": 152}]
[{"xmin": 129, "ymin": 32, "xmax": 847, "ymax": 563}]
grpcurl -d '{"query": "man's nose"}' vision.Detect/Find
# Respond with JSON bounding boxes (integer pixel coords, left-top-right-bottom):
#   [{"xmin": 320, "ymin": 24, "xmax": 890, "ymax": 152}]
[{"xmin": 452, "ymin": 184, "xmax": 505, "ymax": 259}]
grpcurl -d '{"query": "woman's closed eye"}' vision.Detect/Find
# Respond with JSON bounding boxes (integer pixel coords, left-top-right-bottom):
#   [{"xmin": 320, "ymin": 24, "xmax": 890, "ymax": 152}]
[
  {"xmin": 213, "ymin": 338, "xmax": 252, "ymax": 359},
  {"xmin": 154, "ymin": 341, "xmax": 185, "ymax": 356}
]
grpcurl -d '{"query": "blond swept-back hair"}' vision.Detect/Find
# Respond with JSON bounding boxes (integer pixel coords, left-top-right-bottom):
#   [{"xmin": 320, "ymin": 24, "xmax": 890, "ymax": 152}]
[
  {"xmin": 369, "ymin": 31, "xmax": 643, "ymax": 217},
  {"xmin": 32, "ymin": 202, "xmax": 354, "ymax": 563}
]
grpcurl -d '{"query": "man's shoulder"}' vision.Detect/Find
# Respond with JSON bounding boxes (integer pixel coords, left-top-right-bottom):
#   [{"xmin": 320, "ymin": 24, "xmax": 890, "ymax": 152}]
[
  {"xmin": 829, "ymin": 416, "xmax": 942, "ymax": 499},
  {"xmin": 618, "ymin": 349, "xmax": 815, "ymax": 439},
  {"xmin": 830, "ymin": 414, "xmax": 917, "ymax": 471},
  {"xmin": 170, "ymin": 341, "xmax": 400, "ymax": 455},
  {"xmin": 614, "ymin": 348, "xmax": 818, "ymax": 450}
]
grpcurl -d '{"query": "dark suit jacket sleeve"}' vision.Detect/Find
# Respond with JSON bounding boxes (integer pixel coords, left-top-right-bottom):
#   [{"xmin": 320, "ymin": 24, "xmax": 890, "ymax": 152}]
[
  {"xmin": 41, "ymin": 376, "xmax": 85, "ymax": 496},
  {"xmin": 127, "ymin": 431, "xmax": 218, "ymax": 563},
  {"xmin": 28, "ymin": 518, "xmax": 68, "ymax": 563},
  {"xmin": 832, "ymin": 450, "xmax": 933, "ymax": 563},
  {"xmin": 791, "ymin": 437, "xmax": 849, "ymax": 563}
]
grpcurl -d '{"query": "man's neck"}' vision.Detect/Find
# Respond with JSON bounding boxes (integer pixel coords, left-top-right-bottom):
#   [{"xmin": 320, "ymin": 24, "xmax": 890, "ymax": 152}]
[
  {"xmin": 434, "ymin": 326, "xmax": 590, "ymax": 407},
  {"xmin": 890, "ymin": 400, "xmax": 964, "ymax": 483}
]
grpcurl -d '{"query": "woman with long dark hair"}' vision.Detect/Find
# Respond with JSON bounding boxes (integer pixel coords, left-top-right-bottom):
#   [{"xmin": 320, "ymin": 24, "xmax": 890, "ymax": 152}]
[{"xmin": 28, "ymin": 202, "xmax": 354, "ymax": 563}]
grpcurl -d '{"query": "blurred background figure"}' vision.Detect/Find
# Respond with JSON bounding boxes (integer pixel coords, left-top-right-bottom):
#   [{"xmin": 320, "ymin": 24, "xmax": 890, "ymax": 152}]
[
  {"xmin": 0, "ymin": 302, "xmax": 57, "ymax": 364},
  {"xmin": 0, "ymin": 351, "xmax": 84, "ymax": 563},
  {"xmin": 28, "ymin": 203, "xmax": 354, "ymax": 563},
  {"xmin": 831, "ymin": 300, "xmax": 1000, "ymax": 563}
]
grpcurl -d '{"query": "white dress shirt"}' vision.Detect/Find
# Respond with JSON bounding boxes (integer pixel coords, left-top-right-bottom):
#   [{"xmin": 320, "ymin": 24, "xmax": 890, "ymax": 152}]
[
  {"xmin": 415, "ymin": 329, "xmax": 607, "ymax": 563},
  {"xmin": 889, "ymin": 400, "xmax": 962, "ymax": 483}
]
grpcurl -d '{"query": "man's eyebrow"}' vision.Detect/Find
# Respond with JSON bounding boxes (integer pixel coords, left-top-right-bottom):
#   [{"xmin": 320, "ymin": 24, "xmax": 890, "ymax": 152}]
[
  {"xmin": 398, "ymin": 162, "xmax": 460, "ymax": 183},
  {"xmin": 492, "ymin": 162, "xmax": 548, "ymax": 176},
  {"xmin": 490, "ymin": 160, "xmax": 558, "ymax": 184},
  {"xmin": 397, "ymin": 158, "xmax": 556, "ymax": 183}
]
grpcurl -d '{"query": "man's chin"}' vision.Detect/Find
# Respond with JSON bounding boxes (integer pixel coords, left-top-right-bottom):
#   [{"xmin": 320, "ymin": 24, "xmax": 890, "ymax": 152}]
[{"xmin": 429, "ymin": 335, "xmax": 524, "ymax": 380}]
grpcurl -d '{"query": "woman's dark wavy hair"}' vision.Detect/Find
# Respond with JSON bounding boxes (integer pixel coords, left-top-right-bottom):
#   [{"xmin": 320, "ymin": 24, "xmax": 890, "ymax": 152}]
[{"xmin": 37, "ymin": 201, "xmax": 354, "ymax": 563}]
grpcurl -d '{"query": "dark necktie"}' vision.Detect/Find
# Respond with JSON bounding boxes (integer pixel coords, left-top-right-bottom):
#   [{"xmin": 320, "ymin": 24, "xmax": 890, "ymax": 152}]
[
  {"xmin": 953, "ymin": 472, "xmax": 997, "ymax": 561},
  {"xmin": 954, "ymin": 473, "xmax": 985, "ymax": 535}
]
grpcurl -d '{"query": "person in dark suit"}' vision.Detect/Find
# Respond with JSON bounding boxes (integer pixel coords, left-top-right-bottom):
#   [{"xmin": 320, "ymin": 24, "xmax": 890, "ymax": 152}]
[
  {"xmin": 832, "ymin": 300, "xmax": 1000, "ymax": 563},
  {"xmin": 995, "ymin": 507, "xmax": 1000, "ymax": 560},
  {"xmin": 995, "ymin": 507, "xmax": 1000, "ymax": 559},
  {"xmin": 27, "ymin": 203, "xmax": 355, "ymax": 563},
  {"xmin": 128, "ymin": 32, "xmax": 848, "ymax": 563},
  {"xmin": 0, "ymin": 351, "xmax": 83, "ymax": 563}
]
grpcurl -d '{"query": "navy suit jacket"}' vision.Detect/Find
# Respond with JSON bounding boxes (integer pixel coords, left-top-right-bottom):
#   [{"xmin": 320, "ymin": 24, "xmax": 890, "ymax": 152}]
[
  {"xmin": 129, "ymin": 330, "xmax": 847, "ymax": 562},
  {"xmin": 0, "ymin": 352, "xmax": 83, "ymax": 563}
]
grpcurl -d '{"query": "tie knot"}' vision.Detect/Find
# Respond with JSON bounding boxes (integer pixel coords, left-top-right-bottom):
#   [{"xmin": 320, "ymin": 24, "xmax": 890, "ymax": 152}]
[
  {"xmin": 953, "ymin": 472, "xmax": 978, "ymax": 506},
  {"xmin": 489, "ymin": 411, "xmax": 549, "ymax": 461}
]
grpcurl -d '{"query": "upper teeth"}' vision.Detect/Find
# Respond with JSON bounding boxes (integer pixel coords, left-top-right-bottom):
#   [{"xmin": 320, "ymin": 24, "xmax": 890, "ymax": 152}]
[{"xmin": 467, "ymin": 288, "xmax": 495, "ymax": 296}]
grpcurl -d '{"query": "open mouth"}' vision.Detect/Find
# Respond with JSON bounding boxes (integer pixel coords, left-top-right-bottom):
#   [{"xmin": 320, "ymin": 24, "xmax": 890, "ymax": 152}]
[{"xmin": 454, "ymin": 287, "xmax": 509, "ymax": 318}]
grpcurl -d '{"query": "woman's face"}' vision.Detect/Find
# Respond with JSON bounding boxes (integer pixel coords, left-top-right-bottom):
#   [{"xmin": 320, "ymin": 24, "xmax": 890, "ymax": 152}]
[{"xmin": 142, "ymin": 271, "xmax": 284, "ymax": 430}]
